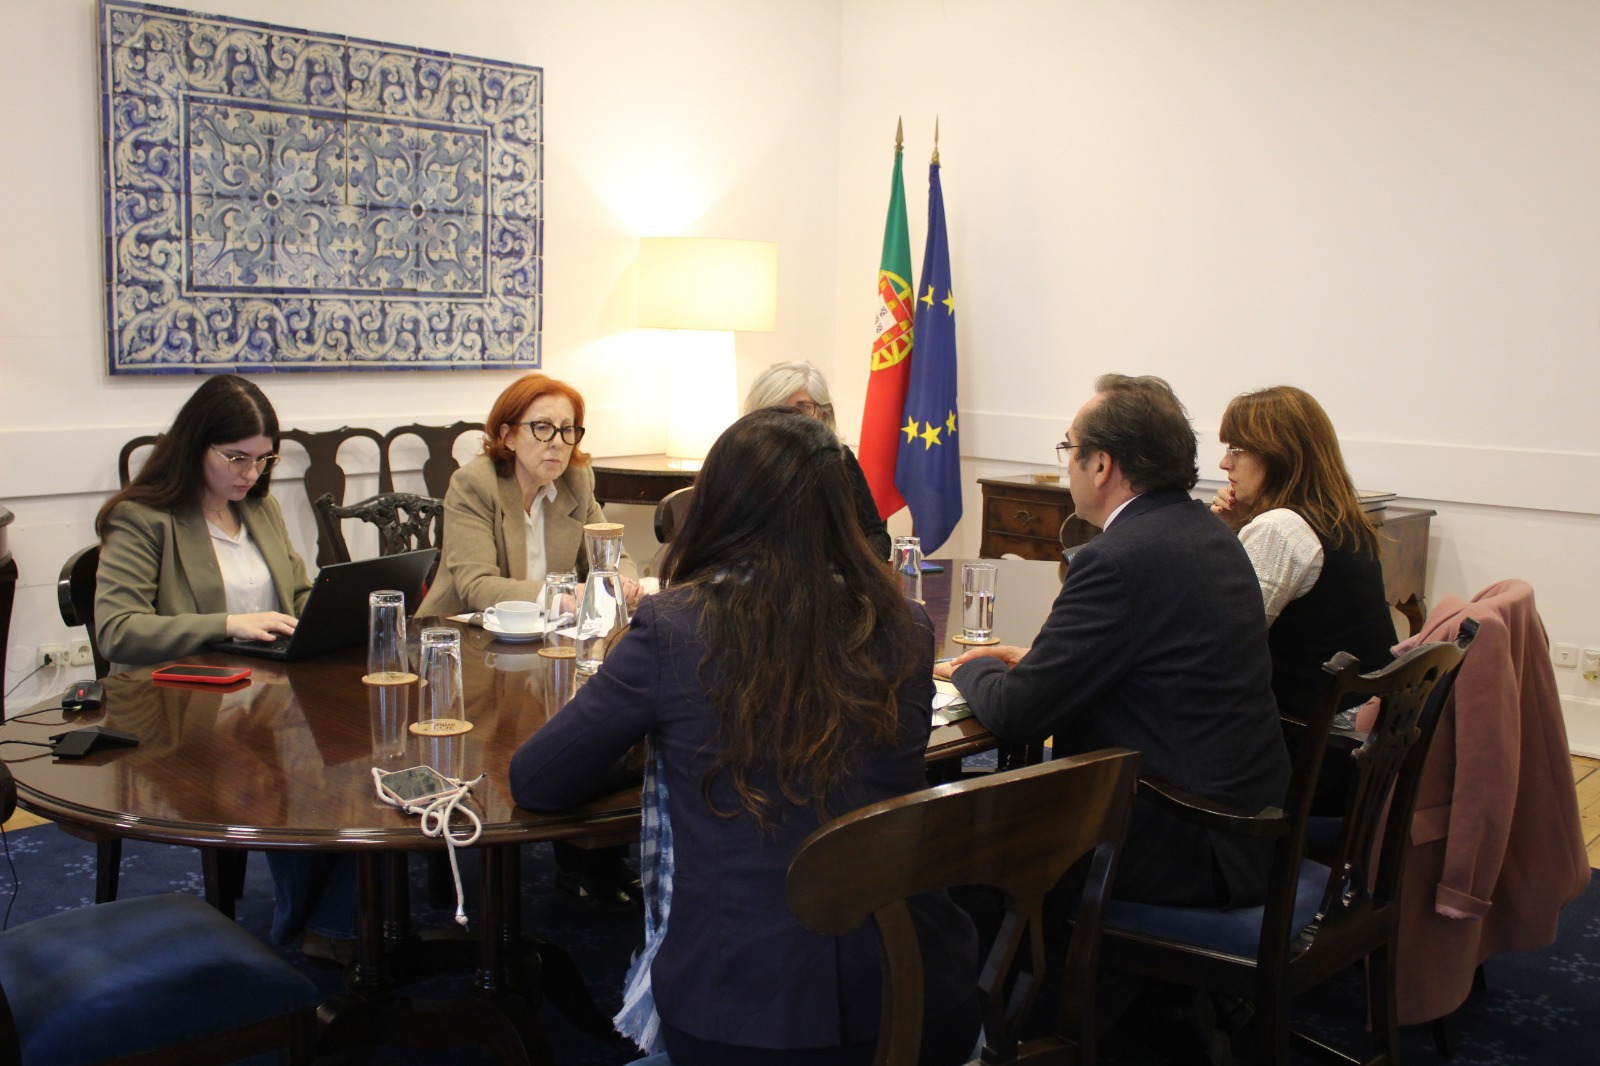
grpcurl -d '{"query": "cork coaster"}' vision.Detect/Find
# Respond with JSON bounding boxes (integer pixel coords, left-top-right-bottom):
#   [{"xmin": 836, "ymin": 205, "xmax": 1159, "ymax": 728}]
[
  {"xmin": 409, "ymin": 719, "xmax": 473, "ymax": 736},
  {"xmin": 362, "ymin": 671, "xmax": 418, "ymax": 686},
  {"xmin": 537, "ymin": 646, "xmax": 577, "ymax": 659},
  {"xmin": 951, "ymin": 634, "xmax": 1000, "ymax": 646}
]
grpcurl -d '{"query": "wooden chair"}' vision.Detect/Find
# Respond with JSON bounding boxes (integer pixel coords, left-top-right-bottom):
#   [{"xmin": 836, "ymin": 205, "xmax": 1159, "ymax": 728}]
[
  {"xmin": 278, "ymin": 427, "xmax": 387, "ymax": 565},
  {"xmin": 311, "ymin": 491, "xmax": 443, "ymax": 567},
  {"xmin": 0, "ymin": 506, "xmax": 15, "ymax": 719},
  {"xmin": 380, "ymin": 420, "xmax": 481, "ymax": 499},
  {"xmin": 0, "ymin": 764, "xmax": 319, "ymax": 1065},
  {"xmin": 1099, "ymin": 624, "xmax": 1477, "ymax": 1066},
  {"xmin": 787, "ymin": 747, "xmax": 1142, "ymax": 1066},
  {"xmin": 117, "ymin": 434, "xmax": 160, "ymax": 487}
]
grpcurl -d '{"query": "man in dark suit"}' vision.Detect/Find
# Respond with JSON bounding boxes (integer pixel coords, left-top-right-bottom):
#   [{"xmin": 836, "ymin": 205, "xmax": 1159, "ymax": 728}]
[{"xmin": 940, "ymin": 374, "xmax": 1288, "ymax": 907}]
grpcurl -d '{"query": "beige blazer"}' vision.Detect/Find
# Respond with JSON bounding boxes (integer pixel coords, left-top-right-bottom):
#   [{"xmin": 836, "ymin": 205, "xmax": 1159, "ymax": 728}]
[
  {"xmin": 96, "ymin": 495, "xmax": 312, "ymax": 666},
  {"xmin": 417, "ymin": 455, "xmax": 635, "ymax": 617}
]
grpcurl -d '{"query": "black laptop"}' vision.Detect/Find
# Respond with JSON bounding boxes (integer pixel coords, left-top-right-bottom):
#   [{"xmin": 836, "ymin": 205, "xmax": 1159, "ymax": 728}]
[{"xmin": 209, "ymin": 549, "xmax": 438, "ymax": 661}]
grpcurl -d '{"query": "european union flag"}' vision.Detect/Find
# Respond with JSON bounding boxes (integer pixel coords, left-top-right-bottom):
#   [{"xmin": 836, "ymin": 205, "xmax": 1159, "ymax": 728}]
[{"xmin": 894, "ymin": 159, "xmax": 961, "ymax": 553}]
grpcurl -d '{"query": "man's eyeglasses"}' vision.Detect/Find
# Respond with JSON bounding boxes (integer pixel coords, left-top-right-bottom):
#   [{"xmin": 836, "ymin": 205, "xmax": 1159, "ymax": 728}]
[
  {"xmin": 211, "ymin": 446, "xmax": 278, "ymax": 475},
  {"xmin": 514, "ymin": 420, "xmax": 586, "ymax": 445},
  {"xmin": 1055, "ymin": 440, "xmax": 1080, "ymax": 463}
]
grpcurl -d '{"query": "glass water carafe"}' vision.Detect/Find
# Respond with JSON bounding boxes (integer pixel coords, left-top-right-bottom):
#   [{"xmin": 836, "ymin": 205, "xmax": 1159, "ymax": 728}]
[
  {"xmin": 575, "ymin": 523, "xmax": 630, "ymax": 675},
  {"xmin": 892, "ymin": 535, "xmax": 923, "ymax": 601}
]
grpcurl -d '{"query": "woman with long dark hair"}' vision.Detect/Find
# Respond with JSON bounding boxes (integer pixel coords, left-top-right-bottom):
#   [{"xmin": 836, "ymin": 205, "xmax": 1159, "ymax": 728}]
[
  {"xmin": 1211, "ymin": 384, "xmax": 1397, "ymax": 716},
  {"xmin": 94, "ymin": 375, "xmax": 352, "ymax": 962},
  {"xmin": 510, "ymin": 407, "xmax": 978, "ymax": 1064},
  {"xmin": 95, "ymin": 375, "xmax": 308, "ymax": 664}
]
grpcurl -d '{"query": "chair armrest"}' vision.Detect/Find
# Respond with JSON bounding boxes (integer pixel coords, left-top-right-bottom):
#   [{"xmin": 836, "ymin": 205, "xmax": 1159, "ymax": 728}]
[{"xmin": 1136, "ymin": 773, "xmax": 1289, "ymax": 838}]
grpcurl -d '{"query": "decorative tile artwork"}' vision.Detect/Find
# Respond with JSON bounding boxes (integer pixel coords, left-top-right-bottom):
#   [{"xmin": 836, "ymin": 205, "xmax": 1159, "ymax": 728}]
[{"xmin": 98, "ymin": 1, "xmax": 542, "ymax": 373}]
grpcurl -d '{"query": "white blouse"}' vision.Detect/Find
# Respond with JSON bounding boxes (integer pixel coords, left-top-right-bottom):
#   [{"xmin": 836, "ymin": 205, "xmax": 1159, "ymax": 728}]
[
  {"xmin": 208, "ymin": 519, "xmax": 279, "ymax": 616},
  {"xmin": 1237, "ymin": 508, "xmax": 1324, "ymax": 625},
  {"xmin": 521, "ymin": 482, "xmax": 559, "ymax": 585}
]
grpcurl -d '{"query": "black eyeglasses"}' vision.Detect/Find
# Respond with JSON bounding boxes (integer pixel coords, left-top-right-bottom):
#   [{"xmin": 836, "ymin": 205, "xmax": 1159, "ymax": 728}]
[
  {"xmin": 211, "ymin": 445, "xmax": 278, "ymax": 475},
  {"xmin": 513, "ymin": 420, "xmax": 586, "ymax": 445},
  {"xmin": 1055, "ymin": 440, "xmax": 1080, "ymax": 462}
]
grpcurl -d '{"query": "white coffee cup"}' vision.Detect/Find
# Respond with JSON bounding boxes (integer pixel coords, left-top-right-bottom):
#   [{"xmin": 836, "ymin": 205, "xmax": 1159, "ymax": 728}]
[{"xmin": 483, "ymin": 600, "xmax": 543, "ymax": 634}]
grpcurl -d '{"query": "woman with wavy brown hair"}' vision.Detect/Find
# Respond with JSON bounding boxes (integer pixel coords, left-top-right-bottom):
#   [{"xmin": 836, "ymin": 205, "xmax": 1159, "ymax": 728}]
[
  {"xmin": 1211, "ymin": 384, "xmax": 1397, "ymax": 716},
  {"xmin": 510, "ymin": 407, "xmax": 978, "ymax": 1065}
]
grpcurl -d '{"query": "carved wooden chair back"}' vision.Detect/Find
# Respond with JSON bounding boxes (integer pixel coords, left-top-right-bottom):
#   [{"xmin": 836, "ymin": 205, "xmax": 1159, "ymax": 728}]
[
  {"xmin": 380, "ymin": 421, "xmax": 482, "ymax": 499},
  {"xmin": 117, "ymin": 434, "xmax": 160, "ymax": 487},
  {"xmin": 312, "ymin": 492, "xmax": 444, "ymax": 577},
  {"xmin": 787, "ymin": 747, "xmax": 1141, "ymax": 1066}
]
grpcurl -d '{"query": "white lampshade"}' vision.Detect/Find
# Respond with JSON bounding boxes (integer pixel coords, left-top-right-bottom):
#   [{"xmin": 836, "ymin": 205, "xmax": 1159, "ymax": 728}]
[
  {"xmin": 639, "ymin": 237, "xmax": 778, "ymax": 461},
  {"xmin": 637, "ymin": 238, "xmax": 778, "ymax": 332}
]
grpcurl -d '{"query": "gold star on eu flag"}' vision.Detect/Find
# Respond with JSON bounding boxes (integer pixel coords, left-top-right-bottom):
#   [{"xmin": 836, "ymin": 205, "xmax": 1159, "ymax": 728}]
[
  {"xmin": 901, "ymin": 416, "xmax": 920, "ymax": 443},
  {"xmin": 920, "ymin": 422, "xmax": 942, "ymax": 449},
  {"xmin": 945, "ymin": 411, "xmax": 957, "ymax": 435}
]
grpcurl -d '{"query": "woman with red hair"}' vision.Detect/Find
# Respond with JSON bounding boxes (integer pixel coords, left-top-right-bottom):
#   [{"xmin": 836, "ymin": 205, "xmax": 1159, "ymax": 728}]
[{"xmin": 419, "ymin": 373, "xmax": 638, "ymax": 616}]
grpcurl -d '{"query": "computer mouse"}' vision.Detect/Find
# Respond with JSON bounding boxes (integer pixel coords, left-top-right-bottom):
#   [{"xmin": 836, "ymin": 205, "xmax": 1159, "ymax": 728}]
[{"xmin": 61, "ymin": 679, "xmax": 105, "ymax": 711}]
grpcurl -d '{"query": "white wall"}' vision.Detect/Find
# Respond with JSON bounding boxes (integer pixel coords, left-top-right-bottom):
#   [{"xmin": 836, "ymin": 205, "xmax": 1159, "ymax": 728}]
[
  {"xmin": 6, "ymin": 0, "xmax": 1599, "ymax": 753},
  {"xmin": 1, "ymin": 0, "xmax": 843, "ymax": 705},
  {"xmin": 831, "ymin": 0, "xmax": 1600, "ymax": 751}
]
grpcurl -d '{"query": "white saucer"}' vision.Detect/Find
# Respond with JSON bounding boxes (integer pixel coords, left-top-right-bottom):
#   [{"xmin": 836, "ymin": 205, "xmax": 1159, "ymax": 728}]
[{"xmin": 482, "ymin": 617, "xmax": 543, "ymax": 643}]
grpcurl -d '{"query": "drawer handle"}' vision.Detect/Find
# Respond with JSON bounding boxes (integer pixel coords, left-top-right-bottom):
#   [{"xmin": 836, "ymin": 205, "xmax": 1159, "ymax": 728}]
[{"xmin": 1012, "ymin": 509, "xmax": 1035, "ymax": 523}]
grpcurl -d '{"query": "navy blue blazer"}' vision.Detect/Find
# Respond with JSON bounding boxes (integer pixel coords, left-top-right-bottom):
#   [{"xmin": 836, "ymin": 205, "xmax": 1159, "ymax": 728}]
[
  {"xmin": 953, "ymin": 489, "xmax": 1290, "ymax": 906},
  {"xmin": 510, "ymin": 591, "xmax": 977, "ymax": 1051}
]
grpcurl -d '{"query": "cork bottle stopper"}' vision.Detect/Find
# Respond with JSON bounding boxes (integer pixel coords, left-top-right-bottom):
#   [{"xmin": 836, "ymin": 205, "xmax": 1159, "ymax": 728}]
[{"xmin": 583, "ymin": 522, "xmax": 625, "ymax": 538}]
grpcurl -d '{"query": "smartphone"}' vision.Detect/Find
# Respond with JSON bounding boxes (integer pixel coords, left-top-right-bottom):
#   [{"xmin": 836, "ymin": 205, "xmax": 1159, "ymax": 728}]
[
  {"xmin": 150, "ymin": 664, "xmax": 252, "ymax": 685},
  {"xmin": 376, "ymin": 765, "xmax": 457, "ymax": 804}
]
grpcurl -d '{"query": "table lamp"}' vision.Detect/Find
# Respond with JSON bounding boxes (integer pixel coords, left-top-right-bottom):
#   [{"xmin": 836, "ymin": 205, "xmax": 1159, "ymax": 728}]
[{"xmin": 637, "ymin": 237, "xmax": 778, "ymax": 462}]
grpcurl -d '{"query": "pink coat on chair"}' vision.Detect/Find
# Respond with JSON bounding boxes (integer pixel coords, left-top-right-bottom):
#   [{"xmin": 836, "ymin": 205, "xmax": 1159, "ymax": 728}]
[{"xmin": 1361, "ymin": 579, "xmax": 1589, "ymax": 1024}]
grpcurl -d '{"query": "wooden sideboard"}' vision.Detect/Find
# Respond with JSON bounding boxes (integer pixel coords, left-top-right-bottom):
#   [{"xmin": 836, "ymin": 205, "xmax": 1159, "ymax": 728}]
[
  {"xmin": 589, "ymin": 454, "xmax": 699, "ymax": 507},
  {"xmin": 976, "ymin": 475, "xmax": 1435, "ymax": 634}
]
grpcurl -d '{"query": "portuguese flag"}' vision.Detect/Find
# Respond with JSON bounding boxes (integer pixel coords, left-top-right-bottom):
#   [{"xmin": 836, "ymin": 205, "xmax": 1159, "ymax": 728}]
[{"xmin": 857, "ymin": 125, "xmax": 914, "ymax": 521}]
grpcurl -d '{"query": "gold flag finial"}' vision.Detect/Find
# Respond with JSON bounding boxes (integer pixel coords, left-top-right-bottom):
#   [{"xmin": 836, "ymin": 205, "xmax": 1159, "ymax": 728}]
[
  {"xmin": 931, "ymin": 117, "xmax": 940, "ymax": 166},
  {"xmin": 895, "ymin": 116, "xmax": 904, "ymax": 155}
]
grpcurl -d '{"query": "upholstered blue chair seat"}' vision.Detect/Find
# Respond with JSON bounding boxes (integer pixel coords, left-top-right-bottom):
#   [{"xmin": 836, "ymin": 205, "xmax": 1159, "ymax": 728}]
[
  {"xmin": 0, "ymin": 892, "xmax": 318, "ymax": 1064},
  {"xmin": 1105, "ymin": 860, "xmax": 1329, "ymax": 960}
]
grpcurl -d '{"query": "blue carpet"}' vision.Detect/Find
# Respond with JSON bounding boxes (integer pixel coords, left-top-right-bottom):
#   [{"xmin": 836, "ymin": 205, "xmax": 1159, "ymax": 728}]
[
  {"xmin": 0, "ymin": 823, "xmax": 643, "ymax": 1065},
  {"xmin": 2, "ymin": 815, "xmax": 1593, "ymax": 1066}
]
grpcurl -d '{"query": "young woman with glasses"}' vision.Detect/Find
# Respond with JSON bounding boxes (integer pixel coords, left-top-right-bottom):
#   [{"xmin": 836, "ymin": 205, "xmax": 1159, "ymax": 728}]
[
  {"xmin": 94, "ymin": 374, "xmax": 307, "ymax": 666},
  {"xmin": 510, "ymin": 407, "xmax": 979, "ymax": 1064},
  {"xmin": 93, "ymin": 374, "xmax": 353, "ymax": 962},
  {"xmin": 743, "ymin": 361, "xmax": 892, "ymax": 561},
  {"xmin": 417, "ymin": 371, "xmax": 639, "ymax": 617}
]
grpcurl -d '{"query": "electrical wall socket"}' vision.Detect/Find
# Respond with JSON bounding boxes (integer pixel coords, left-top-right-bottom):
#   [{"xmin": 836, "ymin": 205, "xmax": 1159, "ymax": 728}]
[
  {"xmin": 1582, "ymin": 648, "xmax": 1600, "ymax": 683},
  {"xmin": 1553, "ymin": 643, "xmax": 1578, "ymax": 668},
  {"xmin": 68, "ymin": 639, "xmax": 94, "ymax": 667},
  {"xmin": 37, "ymin": 643, "xmax": 68, "ymax": 667}
]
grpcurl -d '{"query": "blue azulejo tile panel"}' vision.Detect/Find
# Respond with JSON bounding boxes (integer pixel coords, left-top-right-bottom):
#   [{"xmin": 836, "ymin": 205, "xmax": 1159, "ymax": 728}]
[{"xmin": 99, "ymin": 0, "xmax": 541, "ymax": 373}]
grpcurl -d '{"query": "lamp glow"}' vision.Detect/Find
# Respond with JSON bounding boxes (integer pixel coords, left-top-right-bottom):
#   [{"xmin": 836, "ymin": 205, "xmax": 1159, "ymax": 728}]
[{"xmin": 638, "ymin": 237, "xmax": 778, "ymax": 461}]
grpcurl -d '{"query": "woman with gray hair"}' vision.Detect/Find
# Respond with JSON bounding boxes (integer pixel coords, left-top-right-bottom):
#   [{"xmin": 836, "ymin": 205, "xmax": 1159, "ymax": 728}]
[{"xmin": 744, "ymin": 361, "xmax": 892, "ymax": 560}]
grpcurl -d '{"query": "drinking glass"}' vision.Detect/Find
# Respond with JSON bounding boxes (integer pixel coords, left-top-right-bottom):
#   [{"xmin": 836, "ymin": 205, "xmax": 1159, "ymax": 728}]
[
  {"xmin": 365, "ymin": 590, "xmax": 415, "ymax": 684},
  {"xmin": 415, "ymin": 627, "xmax": 472, "ymax": 735},
  {"xmin": 539, "ymin": 571, "xmax": 578, "ymax": 638},
  {"xmin": 892, "ymin": 536, "xmax": 923, "ymax": 601},
  {"xmin": 961, "ymin": 563, "xmax": 998, "ymax": 642},
  {"xmin": 368, "ymin": 680, "xmax": 409, "ymax": 764}
]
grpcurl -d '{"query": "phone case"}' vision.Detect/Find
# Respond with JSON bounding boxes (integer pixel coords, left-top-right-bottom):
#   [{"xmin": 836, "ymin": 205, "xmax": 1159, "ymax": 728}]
[{"xmin": 150, "ymin": 664, "xmax": 252, "ymax": 685}]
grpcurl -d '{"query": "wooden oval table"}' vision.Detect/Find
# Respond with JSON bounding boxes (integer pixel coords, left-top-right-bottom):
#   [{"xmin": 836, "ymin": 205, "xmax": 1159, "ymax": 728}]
[{"xmin": 1, "ymin": 558, "xmax": 1066, "ymax": 1062}]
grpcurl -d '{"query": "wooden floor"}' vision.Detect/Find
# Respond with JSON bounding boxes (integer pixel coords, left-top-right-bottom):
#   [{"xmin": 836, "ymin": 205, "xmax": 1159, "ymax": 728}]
[
  {"xmin": 9, "ymin": 757, "xmax": 1600, "ymax": 863},
  {"xmin": 1575, "ymin": 755, "xmax": 1600, "ymax": 869}
]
